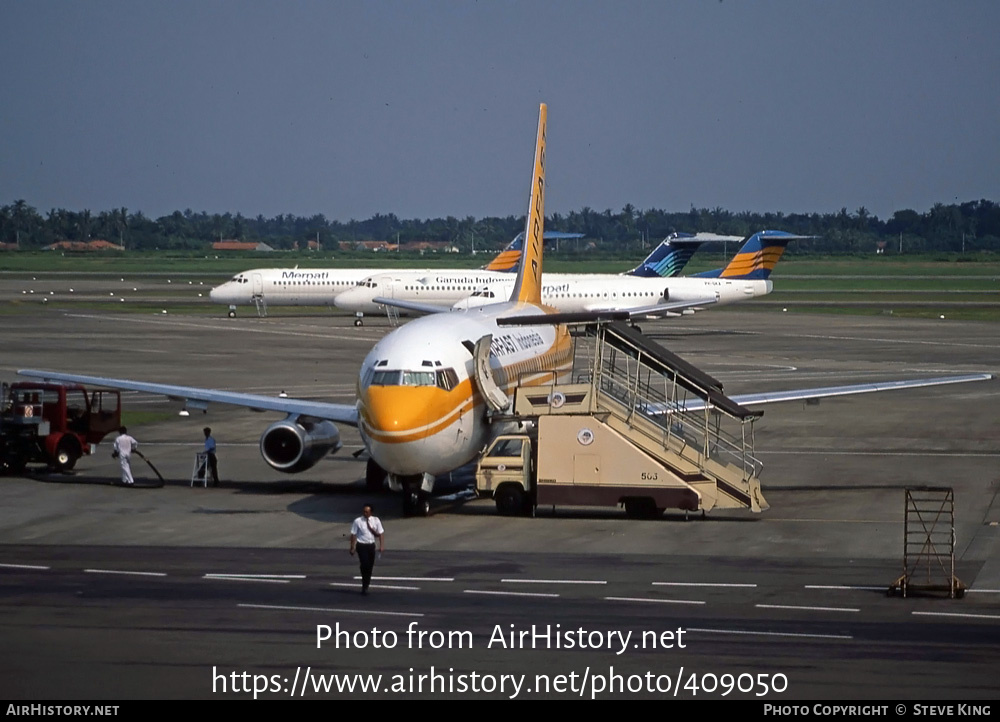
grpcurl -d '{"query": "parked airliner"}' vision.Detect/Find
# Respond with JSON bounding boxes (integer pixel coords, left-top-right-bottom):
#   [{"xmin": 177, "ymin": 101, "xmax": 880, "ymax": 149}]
[
  {"xmin": 19, "ymin": 104, "xmax": 992, "ymax": 516},
  {"xmin": 334, "ymin": 230, "xmax": 803, "ymax": 322}
]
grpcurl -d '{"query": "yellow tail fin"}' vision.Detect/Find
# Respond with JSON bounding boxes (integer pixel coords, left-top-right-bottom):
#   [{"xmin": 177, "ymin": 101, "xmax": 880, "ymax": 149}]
[{"xmin": 510, "ymin": 103, "xmax": 546, "ymax": 305}]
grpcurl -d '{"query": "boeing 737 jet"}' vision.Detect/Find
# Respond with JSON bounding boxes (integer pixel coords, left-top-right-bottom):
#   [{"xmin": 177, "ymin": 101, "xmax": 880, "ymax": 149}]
[{"xmin": 19, "ymin": 104, "xmax": 991, "ymax": 516}]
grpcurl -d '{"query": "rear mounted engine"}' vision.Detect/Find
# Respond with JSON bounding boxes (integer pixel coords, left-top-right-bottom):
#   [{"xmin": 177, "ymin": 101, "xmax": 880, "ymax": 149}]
[{"xmin": 259, "ymin": 418, "xmax": 341, "ymax": 473}]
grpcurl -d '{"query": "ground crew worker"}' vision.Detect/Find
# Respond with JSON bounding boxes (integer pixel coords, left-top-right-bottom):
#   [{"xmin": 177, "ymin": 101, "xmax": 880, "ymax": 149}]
[
  {"xmin": 112, "ymin": 426, "xmax": 138, "ymax": 486},
  {"xmin": 203, "ymin": 427, "xmax": 220, "ymax": 487}
]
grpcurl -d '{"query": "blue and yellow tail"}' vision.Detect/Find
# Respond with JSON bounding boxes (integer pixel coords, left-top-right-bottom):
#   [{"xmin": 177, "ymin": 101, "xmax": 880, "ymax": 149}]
[
  {"xmin": 694, "ymin": 230, "xmax": 810, "ymax": 280},
  {"xmin": 509, "ymin": 103, "xmax": 547, "ymax": 304},
  {"xmin": 482, "ymin": 231, "xmax": 583, "ymax": 273}
]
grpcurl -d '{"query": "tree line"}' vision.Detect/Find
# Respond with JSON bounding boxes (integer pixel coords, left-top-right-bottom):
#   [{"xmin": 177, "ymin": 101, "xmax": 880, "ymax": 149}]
[{"xmin": 2, "ymin": 199, "xmax": 999, "ymax": 255}]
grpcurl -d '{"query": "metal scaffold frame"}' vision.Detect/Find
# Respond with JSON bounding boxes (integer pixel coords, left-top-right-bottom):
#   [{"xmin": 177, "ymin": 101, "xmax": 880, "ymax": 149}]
[{"xmin": 889, "ymin": 487, "xmax": 966, "ymax": 598}]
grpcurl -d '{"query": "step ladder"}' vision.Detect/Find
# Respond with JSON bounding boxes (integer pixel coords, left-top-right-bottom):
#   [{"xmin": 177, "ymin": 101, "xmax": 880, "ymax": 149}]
[{"xmin": 191, "ymin": 452, "xmax": 210, "ymax": 487}]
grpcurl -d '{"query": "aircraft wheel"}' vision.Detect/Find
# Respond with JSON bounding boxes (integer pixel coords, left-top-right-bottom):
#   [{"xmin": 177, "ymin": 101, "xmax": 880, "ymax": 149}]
[
  {"xmin": 227, "ymin": 310, "xmax": 236, "ymax": 318},
  {"xmin": 354, "ymin": 318, "xmax": 363, "ymax": 327}
]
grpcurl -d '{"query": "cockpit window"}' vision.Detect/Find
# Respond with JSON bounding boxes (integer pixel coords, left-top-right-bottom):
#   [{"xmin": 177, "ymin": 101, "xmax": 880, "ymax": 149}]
[
  {"xmin": 401, "ymin": 371, "xmax": 435, "ymax": 387},
  {"xmin": 367, "ymin": 368, "xmax": 459, "ymax": 390},
  {"xmin": 370, "ymin": 370, "xmax": 401, "ymax": 386},
  {"xmin": 436, "ymin": 368, "xmax": 459, "ymax": 391}
]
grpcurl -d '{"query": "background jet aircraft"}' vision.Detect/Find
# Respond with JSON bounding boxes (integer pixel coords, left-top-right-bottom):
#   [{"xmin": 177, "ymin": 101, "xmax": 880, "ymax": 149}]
[{"xmin": 208, "ymin": 230, "xmax": 709, "ymax": 321}]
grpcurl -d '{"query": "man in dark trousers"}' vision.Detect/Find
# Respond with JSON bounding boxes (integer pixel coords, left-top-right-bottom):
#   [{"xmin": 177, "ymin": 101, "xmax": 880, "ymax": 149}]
[
  {"xmin": 203, "ymin": 427, "xmax": 220, "ymax": 487},
  {"xmin": 349, "ymin": 504, "xmax": 385, "ymax": 595}
]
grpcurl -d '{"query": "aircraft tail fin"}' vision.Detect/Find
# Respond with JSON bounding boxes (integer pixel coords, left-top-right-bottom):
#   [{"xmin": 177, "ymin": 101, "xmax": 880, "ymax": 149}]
[
  {"xmin": 694, "ymin": 230, "xmax": 813, "ymax": 279},
  {"xmin": 627, "ymin": 233, "xmax": 701, "ymax": 277},
  {"xmin": 509, "ymin": 103, "xmax": 547, "ymax": 304},
  {"xmin": 483, "ymin": 233, "xmax": 524, "ymax": 272}
]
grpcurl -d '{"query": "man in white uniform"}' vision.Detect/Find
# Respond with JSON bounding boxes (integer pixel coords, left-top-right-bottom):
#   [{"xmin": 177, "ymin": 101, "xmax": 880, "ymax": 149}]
[
  {"xmin": 349, "ymin": 504, "xmax": 385, "ymax": 595},
  {"xmin": 112, "ymin": 426, "xmax": 138, "ymax": 486}
]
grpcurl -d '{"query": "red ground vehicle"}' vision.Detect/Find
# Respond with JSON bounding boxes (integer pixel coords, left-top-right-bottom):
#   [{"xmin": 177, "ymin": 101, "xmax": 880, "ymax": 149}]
[{"xmin": 0, "ymin": 381, "xmax": 122, "ymax": 474}]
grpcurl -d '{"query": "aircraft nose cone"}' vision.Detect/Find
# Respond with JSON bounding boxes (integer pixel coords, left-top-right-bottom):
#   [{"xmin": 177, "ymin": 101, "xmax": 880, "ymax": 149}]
[{"xmin": 361, "ymin": 386, "xmax": 435, "ymax": 438}]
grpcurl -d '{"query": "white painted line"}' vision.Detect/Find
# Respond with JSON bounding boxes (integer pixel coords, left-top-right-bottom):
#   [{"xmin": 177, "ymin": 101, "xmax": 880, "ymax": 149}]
[
  {"xmin": 330, "ymin": 582, "xmax": 420, "ymax": 591},
  {"xmin": 805, "ymin": 585, "xmax": 885, "ymax": 591},
  {"xmin": 605, "ymin": 596, "xmax": 706, "ymax": 605},
  {"xmin": 463, "ymin": 590, "xmax": 559, "ymax": 599},
  {"xmin": 0, "ymin": 563, "xmax": 50, "ymax": 570},
  {"xmin": 652, "ymin": 582, "xmax": 756, "ymax": 588},
  {"xmin": 204, "ymin": 575, "xmax": 288, "ymax": 584},
  {"xmin": 83, "ymin": 568, "xmax": 167, "ymax": 577},
  {"xmin": 757, "ymin": 604, "xmax": 860, "ymax": 613},
  {"xmin": 370, "ymin": 576, "xmax": 454, "ymax": 582},
  {"xmin": 205, "ymin": 573, "xmax": 306, "ymax": 579},
  {"xmin": 502, "ymin": 578, "xmax": 607, "ymax": 585},
  {"xmin": 687, "ymin": 627, "xmax": 853, "ymax": 640},
  {"xmin": 239, "ymin": 603, "xmax": 423, "ymax": 618},
  {"xmin": 912, "ymin": 611, "xmax": 1000, "ymax": 621},
  {"xmin": 965, "ymin": 589, "xmax": 1000, "ymax": 594}
]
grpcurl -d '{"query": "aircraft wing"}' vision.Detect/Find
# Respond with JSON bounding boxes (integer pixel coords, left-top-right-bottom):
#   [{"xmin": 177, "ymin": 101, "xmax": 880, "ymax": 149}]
[
  {"xmin": 17, "ymin": 369, "xmax": 360, "ymax": 426},
  {"xmin": 372, "ymin": 296, "xmax": 451, "ymax": 315},
  {"xmin": 621, "ymin": 297, "xmax": 718, "ymax": 318},
  {"xmin": 666, "ymin": 373, "xmax": 994, "ymax": 414}
]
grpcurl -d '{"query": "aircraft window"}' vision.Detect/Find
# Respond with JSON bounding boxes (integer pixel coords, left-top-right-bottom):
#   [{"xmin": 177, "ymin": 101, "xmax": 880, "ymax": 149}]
[
  {"xmin": 401, "ymin": 371, "xmax": 436, "ymax": 387},
  {"xmin": 436, "ymin": 368, "xmax": 459, "ymax": 391},
  {"xmin": 370, "ymin": 370, "xmax": 401, "ymax": 386},
  {"xmin": 487, "ymin": 438, "xmax": 524, "ymax": 457}
]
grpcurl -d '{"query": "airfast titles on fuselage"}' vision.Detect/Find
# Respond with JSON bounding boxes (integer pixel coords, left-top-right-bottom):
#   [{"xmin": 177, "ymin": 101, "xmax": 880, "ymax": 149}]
[{"xmin": 355, "ymin": 309, "xmax": 571, "ymax": 477}]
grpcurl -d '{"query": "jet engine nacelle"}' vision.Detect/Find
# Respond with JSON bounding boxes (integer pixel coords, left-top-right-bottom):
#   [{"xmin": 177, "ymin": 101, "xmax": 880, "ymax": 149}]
[{"xmin": 259, "ymin": 418, "xmax": 342, "ymax": 473}]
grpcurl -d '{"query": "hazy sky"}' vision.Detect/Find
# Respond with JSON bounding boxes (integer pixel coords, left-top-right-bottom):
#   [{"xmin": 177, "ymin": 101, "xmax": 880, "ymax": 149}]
[{"xmin": 2, "ymin": 1, "xmax": 997, "ymax": 223}]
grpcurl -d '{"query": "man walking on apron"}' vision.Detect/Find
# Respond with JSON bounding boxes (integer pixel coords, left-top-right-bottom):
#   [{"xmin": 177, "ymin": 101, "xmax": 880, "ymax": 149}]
[{"xmin": 349, "ymin": 504, "xmax": 385, "ymax": 595}]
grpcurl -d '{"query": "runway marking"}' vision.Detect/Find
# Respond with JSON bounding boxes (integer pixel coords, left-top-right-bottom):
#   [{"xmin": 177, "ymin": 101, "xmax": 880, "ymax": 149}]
[
  {"xmin": 502, "ymin": 578, "xmax": 607, "ymax": 585},
  {"xmin": 757, "ymin": 604, "xmax": 860, "ymax": 613},
  {"xmin": 605, "ymin": 596, "xmax": 706, "ymax": 605},
  {"xmin": 464, "ymin": 589, "xmax": 559, "ymax": 598},
  {"xmin": 203, "ymin": 574, "xmax": 289, "ymax": 584},
  {"xmin": 0, "ymin": 563, "xmax": 50, "ymax": 570},
  {"xmin": 912, "ymin": 611, "xmax": 1000, "ymax": 621},
  {"xmin": 239, "ymin": 603, "xmax": 423, "ymax": 618},
  {"xmin": 687, "ymin": 627, "xmax": 853, "ymax": 640},
  {"xmin": 84, "ymin": 568, "xmax": 167, "ymax": 577},
  {"xmin": 333, "ymin": 582, "xmax": 420, "ymax": 591},
  {"xmin": 370, "ymin": 576, "xmax": 454, "ymax": 582},
  {"xmin": 204, "ymin": 573, "xmax": 306, "ymax": 579},
  {"xmin": 965, "ymin": 588, "xmax": 1000, "ymax": 594},
  {"xmin": 652, "ymin": 582, "xmax": 756, "ymax": 588},
  {"xmin": 805, "ymin": 585, "xmax": 886, "ymax": 591},
  {"xmin": 64, "ymin": 312, "xmax": 384, "ymax": 343}
]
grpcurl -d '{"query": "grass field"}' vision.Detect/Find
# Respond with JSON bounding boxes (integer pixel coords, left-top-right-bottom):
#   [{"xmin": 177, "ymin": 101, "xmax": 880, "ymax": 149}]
[{"xmin": 2, "ymin": 251, "xmax": 997, "ymax": 322}]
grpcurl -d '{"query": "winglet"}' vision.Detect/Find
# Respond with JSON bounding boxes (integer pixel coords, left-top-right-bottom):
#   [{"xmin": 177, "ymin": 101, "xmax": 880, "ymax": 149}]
[{"xmin": 510, "ymin": 103, "xmax": 547, "ymax": 304}]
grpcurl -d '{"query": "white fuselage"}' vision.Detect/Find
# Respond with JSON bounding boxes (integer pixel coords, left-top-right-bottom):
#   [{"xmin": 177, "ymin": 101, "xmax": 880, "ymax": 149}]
[
  {"xmin": 335, "ymin": 270, "xmax": 773, "ymax": 315},
  {"xmin": 208, "ymin": 267, "xmax": 432, "ymax": 308},
  {"xmin": 356, "ymin": 302, "xmax": 573, "ymax": 477}
]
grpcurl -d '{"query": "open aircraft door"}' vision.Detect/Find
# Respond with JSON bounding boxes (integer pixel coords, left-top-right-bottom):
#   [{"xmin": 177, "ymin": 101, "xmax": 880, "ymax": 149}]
[
  {"xmin": 472, "ymin": 335, "xmax": 510, "ymax": 412},
  {"xmin": 252, "ymin": 273, "xmax": 263, "ymax": 296}
]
